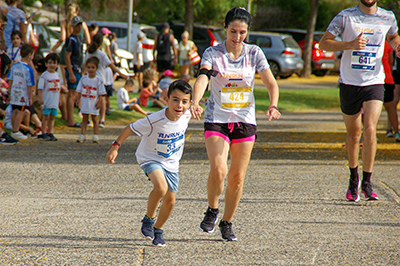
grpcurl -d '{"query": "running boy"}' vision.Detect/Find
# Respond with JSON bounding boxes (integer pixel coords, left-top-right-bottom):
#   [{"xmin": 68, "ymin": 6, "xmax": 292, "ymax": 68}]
[
  {"xmin": 7, "ymin": 44, "xmax": 35, "ymax": 140},
  {"xmin": 38, "ymin": 53, "xmax": 62, "ymax": 141},
  {"xmin": 106, "ymin": 80, "xmax": 192, "ymax": 246},
  {"xmin": 76, "ymin": 57, "xmax": 106, "ymax": 143}
]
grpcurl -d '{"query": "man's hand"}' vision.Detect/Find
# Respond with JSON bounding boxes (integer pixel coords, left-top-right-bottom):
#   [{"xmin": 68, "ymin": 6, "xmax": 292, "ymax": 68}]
[{"xmin": 352, "ymin": 33, "xmax": 367, "ymax": 50}]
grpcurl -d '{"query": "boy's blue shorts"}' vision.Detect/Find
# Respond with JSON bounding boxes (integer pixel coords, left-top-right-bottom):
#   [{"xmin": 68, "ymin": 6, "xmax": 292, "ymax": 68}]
[
  {"xmin": 141, "ymin": 162, "xmax": 179, "ymax": 193},
  {"xmin": 42, "ymin": 108, "xmax": 58, "ymax": 116}
]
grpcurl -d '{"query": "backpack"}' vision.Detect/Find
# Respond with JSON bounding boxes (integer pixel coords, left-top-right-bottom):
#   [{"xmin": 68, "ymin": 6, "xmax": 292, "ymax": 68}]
[{"xmin": 156, "ymin": 33, "xmax": 170, "ymax": 54}]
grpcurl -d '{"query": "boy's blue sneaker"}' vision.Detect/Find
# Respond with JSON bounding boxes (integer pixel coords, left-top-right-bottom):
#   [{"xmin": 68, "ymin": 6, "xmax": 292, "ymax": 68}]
[
  {"xmin": 141, "ymin": 216, "xmax": 155, "ymax": 239},
  {"xmin": 152, "ymin": 228, "xmax": 166, "ymax": 246}
]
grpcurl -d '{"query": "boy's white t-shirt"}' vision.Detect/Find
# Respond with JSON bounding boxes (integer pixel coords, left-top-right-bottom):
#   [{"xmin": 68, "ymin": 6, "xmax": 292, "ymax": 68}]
[
  {"xmin": 84, "ymin": 50, "xmax": 111, "ymax": 83},
  {"xmin": 76, "ymin": 75, "xmax": 106, "ymax": 115},
  {"xmin": 7, "ymin": 61, "xmax": 35, "ymax": 106},
  {"xmin": 130, "ymin": 109, "xmax": 191, "ymax": 173},
  {"xmin": 105, "ymin": 66, "xmax": 113, "ymax": 86},
  {"xmin": 6, "ymin": 46, "xmax": 21, "ymax": 61},
  {"xmin": 116, "ymin": 87, "xmax": 130, "ymax": 110},
  {"xmin": 326, "ymin": 6, "xmax": 398, "ymax": 86},
  {"xmin": 201, "ymin": 41, "xmax": 270, "ymax": 125},
  {"xmin": 38, "ymin": 71, "xmax": 62, "ymax": 109}
]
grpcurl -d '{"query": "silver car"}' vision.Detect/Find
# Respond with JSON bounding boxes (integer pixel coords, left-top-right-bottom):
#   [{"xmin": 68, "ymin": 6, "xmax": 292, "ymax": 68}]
[{"xmin": 248, "ymin": 32, "xmax": 303, "ymax": 79}]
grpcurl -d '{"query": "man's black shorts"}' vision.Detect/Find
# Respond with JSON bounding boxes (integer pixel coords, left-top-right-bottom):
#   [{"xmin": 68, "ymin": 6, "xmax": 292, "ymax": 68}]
[{"xmin": 339, "ymin": 84, "xmax": 384, "ymax": 115}]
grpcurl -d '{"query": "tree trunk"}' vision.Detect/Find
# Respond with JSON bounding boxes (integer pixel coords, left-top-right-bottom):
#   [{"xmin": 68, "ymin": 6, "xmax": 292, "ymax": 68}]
[
  {"xmin": 184, "ymin": 0, "xmax": 194, "ymax": 39},
  {"xmin": 301, "ymin": 0, "xmax": 319, "ymax": 78}
]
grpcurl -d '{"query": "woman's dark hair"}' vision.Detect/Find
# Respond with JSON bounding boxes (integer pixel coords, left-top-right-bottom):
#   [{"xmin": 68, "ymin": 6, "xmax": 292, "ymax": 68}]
[
  {"xmin": 86, "ymin": 56, "xmax": 100, "ymax": 68},
  {"xmin": 224, "ymin": 7, "xmax": 251, "ymax": 30},
  {"xmin": 89, "ymin": 23, "xmax": 98, "ymax": 32},
  {"xmin": 167, "ymin": 80, "xmax": 192, "ymax": 100},
  {"xmin": 88, "ymin": 33, "xmax": 103, "ymax": 54}
]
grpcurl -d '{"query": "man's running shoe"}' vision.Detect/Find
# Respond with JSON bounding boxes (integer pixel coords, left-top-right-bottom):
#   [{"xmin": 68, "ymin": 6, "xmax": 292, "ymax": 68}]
[
  {"xmin": 200, "ymin": 207, "xmax": 219, "ymax": 233},
  {"xmin": 152, "ymin": 228, "xmax": 166, "ymax": 246},
  {"xmin": 386, "ymin": 130, "xmax": 394, "ymax": 138},
  {"xmin": 362, "ymin": 182, "xmax": 379, "ymax": 201},
  {"xmin": 395, "ymin": 132, "xmax": 400, "ymax": 143},
  {"xmin": 93, "ymin": 135, "xmax": 99, "ymax": 143},
  {"xmin": 346, "ymin": 177, "xmax": 360, "ymax": 202},
  {"xmin": 141, "ymin": 216, "xmax": 155, "ymax": 239},
  {"xmin": 38, "ymin": 133, "xmax": 51, "ymax": 141},
  {"xmin": 48, "ymin": 133, "xmax": 58, "ymax": 141},
  {"xmin": 99, "ymin": 120, "xmax": 105, "ymax": 128},
  {"xmin": 219, "ymin": 220, "xmax": 237, "ymax": 241},
  {"xmin": 0, "ymin": 132, "xmax": 19, "ymax": 145}
]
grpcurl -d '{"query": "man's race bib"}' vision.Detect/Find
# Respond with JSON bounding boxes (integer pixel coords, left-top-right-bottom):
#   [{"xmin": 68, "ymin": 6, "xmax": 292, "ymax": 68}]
[{"xmin": 351, "ymin": 51, "xmax": 377, "ymax": 71}]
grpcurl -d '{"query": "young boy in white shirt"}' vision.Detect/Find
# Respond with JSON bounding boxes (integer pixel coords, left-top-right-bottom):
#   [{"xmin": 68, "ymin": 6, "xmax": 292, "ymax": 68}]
[
  {"xmin": 107, "ymin": 80, "xmax": 192, "ymax": 246},
  {"xmin": 6, "ymin": 30, "xmax": 22, "ymax": 64},
  {"xmin": 116, "ymin": 79, "xmax": 149, "ymax": 116},
  {"xmin": 38, "ymin": 53, "xmax": 62, "ymax": 141},
  {"xmin": 7, "ymin": 44, "xmax": 36, "ymax": 140}
]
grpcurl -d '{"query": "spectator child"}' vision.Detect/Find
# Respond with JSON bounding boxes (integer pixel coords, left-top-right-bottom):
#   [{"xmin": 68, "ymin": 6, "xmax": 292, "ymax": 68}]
[
  {"xmin": 76, "ymin": 57, "xmax": 106, "ymax": 143},
  {"xmin": 6, "ymin": 30, "xmax": 22, "ymax": 63},
  {"xmin": 158, "ymin": 69, "xmax": 175, "ymax": 100},
  {"xmin": 3, "ymin": 104, "xmax": 40, "ymax": 138},
  {"xmin": 7, "ymin": 44, "xmax": 35, "ymax": 140},
  {"xmin": 139, "ymin": 79, "xmax": 166, "ymax": 109},
  {"xmin": 116, "ymin": 79, "xmax": 149, "ymax": 115},
  {"xmin": 106, "ymin": 80, "xmax": 192, "ymax": 246},
  {"xmin": 37, "ymin": 53, "xmax": 62, "ymax": 141}
]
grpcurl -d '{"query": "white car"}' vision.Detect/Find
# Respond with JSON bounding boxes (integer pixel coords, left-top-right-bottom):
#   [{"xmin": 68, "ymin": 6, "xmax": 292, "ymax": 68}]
[{"xmin": 86, "ymin": 21, "xmax": 159, "ymax": 63}]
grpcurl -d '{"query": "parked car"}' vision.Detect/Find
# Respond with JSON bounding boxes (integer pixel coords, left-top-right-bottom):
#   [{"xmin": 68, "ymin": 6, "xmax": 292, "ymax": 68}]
[
  {"xmin": 265, "ymin": 29, "xmax": 336, "ymax": 76},
  {"xmin": 87, "ymin": 21, "xmax": 158, "ymax": 65},
  {"xmin": 152, "ymin": 21, "xmax": 226, "ymax": 57},
  {"xmin": 248, "ymin": 32, "xmax": 304, "ymax": 79}
]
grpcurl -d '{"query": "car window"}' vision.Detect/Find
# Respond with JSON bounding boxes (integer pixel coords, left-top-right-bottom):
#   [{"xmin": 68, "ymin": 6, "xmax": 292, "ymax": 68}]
[
  {"xmin": 193, "ymin": 29, "xmax": 209, "ymax": 43},
  {"xmin": 142, "ymin": 28, "xmax": 158, "ymax": 40},
  {"xmin": 282, "ymin": 37, "xmax": 299, "ymax": 48},
  {"xmin": 249, "ymin": 35, "xmax": 271, "ymax": 48},
  {"xmin": 105, "ymin": 26, "xmax": 127, "ymax": 38},
  {"xmin": 212, "ymin": 29, "xmax": 226, "ymax": 43}
]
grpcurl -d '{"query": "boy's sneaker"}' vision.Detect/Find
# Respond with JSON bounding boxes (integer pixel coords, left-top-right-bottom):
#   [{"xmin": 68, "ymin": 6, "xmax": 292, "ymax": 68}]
[
  {"xmin": 152, "ymin": 228, "xmax": 166, "ymax": 246},
  {"xmin": 386, "ymin": 130, "xmax": 394, "ymax": 138},
  {"xmin": 361, "ymin": 182, "xmax": 379, "ymax": 201},
  {"xmin": 346, "ymin": 177, "xmax": 360, "ymax": 202},
  {"xmin": 38, "ymin": 133, "xmax": 51, "ymax": 141},
  {"xmin": 141, "ymin": 216, "xmax": 155, "ymax": 239},
  {"xmin": 99, "ymin": 120, "xmax": 105, "ymax": 128},
  {"xmin": 77, "ymin": 135, "xmax": 86, "ymax": 143},
  {"xmin": 0, "ymin": 132, "xmax": 19, "ymax": 145},
  {"xmin": 11, "ymin": 131, "xmax": 28, "ymax": 140},
  {"xmin": 93, "ymin": 135, "xmax": 99, "ymax": 143},
  {"xmin": 200, "ymin": 207, "xmax": 219, "ymax": 233},
  {"xmin": 395, "ymin": 132, "xmax": 400, "ymax": 143},
  {"xmin": 48, "ymin": 133, "xmax": 58, "ymax": 141},
  {"xmin": 219, "ymin": 220, "xmax": 237, "ymax": 241},
  {"xmin": 27, "ymin": 131, "xmax": 40, "ymax": 138}
]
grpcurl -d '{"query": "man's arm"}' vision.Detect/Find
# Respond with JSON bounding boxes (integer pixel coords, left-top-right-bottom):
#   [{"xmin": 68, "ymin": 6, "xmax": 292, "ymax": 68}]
[
  {"xmin": 387, "ymin": 33, "xmax": 400, "ymax": 57},
  {"xmin": 319, "ymin": 31, "xmax": 367, "ymax": 52},
  {"xmin": 153, "ymin": 34, "xmax": 158, "ymax": 61}
]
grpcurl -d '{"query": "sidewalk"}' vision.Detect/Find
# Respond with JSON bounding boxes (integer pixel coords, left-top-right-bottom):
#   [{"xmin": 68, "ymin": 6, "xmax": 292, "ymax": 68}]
[{"xmin": 0, "ymin": 111, "xmax": 399, "ymax": 265}]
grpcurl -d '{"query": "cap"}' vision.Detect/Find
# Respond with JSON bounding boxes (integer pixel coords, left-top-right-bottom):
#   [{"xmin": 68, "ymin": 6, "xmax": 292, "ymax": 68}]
[
  {"xmin": 163, "ymin": 69, "xmax": 175, "ymax": 77},
  {"xmin": 71, "ymin": 16, "xmax": 83, "ymax": 27},
  {"xmin": 161, "ymin": 22, "xmax": 169, "ymax": 32},
  {"xmin": 101, "ymin": 27, "xmax": 112, "ymax": 35},
  {"xmin": 137, "ymin": 31, "xmax": 146, "ymax": 40}
]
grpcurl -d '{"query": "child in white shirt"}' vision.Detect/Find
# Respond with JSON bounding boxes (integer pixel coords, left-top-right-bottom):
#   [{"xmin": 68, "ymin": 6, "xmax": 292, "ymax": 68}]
[
  {"xmin": 76, "ymin": 57, "xmax": 106, "ymax": 143},
  {"xmin": 6, "ymin": 30, "xmax": 22, "ymax": 64},
  {"xmin": 116, "ymin": 79, "xmax": 149, "ymax": 116}
]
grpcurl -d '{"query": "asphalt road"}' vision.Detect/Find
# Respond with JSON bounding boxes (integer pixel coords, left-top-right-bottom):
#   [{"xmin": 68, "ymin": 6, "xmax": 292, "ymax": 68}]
[{"xmin": 1, "ymin": 109, "xmax": 399, "ymax": 265}]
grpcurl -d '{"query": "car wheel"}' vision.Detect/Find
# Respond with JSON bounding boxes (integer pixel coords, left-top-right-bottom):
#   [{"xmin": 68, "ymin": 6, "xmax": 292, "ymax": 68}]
[
  {"xmin": 279, "ymin": 73, "xmax": 292, "ymax": 79},
  {"xmin": 269, "ymin": 61, "xmax": 280, "ymax": 78},
  {"xmin": 313, "ymin": 70, "xmax": 328, "ymax": 77}
]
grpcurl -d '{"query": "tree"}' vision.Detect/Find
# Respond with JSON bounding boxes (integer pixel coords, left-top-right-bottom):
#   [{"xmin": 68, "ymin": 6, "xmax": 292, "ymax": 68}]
[
  {"xmin": 184, "ymin": 0, "xmax": 194, "ymax": 39},
  {"xmin": 301, "ymin": 0, "xmax": 319, "ymax": 78}
]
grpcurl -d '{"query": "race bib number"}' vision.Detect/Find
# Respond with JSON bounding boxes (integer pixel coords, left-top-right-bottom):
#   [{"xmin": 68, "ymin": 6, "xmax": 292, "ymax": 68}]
[
  {"xmin": 351, "ymin": 51, "xmax": 377, "ymax": 71},
  {"xmin": 221, "ymin": 87, "xmax": 252, "ymax": 109},
  {"xmin": 156, "ymin": 135, "xmax": 184, "ymax": 158}
]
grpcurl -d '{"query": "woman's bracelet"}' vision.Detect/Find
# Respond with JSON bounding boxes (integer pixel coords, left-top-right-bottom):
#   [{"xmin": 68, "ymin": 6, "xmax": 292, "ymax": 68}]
[
  {"xmin": 112, "ymin": 140, "xmax": 121, "ymax": 147},
  {"xmin": 268, "ymin": 105, "xmax": 280, "ymax": 112}
]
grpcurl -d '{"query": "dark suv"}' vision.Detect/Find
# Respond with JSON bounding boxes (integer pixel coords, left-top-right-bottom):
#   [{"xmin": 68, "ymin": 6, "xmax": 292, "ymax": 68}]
[
  {"xmin": 266, "ymin": 29, "xmax": 336, "ymax": 76},
  {"xmin": 153, "ymin": 22, "xmax": 226, "ymax": 57}
]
